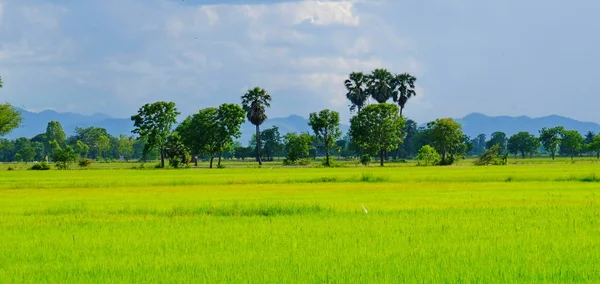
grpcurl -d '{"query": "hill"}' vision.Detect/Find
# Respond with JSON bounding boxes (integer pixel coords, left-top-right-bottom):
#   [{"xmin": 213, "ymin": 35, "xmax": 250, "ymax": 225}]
[{"xmin": 456, "ymin": 113, "xmax": 600, "ymax": 138}]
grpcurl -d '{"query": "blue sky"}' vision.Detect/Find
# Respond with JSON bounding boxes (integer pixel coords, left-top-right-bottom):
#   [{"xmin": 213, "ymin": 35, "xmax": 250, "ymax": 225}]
[{"xmin": 0, "ymin": 0, "xmax": 599, "ymax": 123}]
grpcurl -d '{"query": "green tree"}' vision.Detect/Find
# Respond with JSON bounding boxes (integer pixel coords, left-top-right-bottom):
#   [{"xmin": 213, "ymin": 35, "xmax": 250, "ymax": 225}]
[
  {"xmin": 427, "ymin": 118, "xmax": 467, "ymax": 165},
  {"xmin": 117, "ymin": 135, "xmax": 134, "ymax": 161},
  {"xmin": 539, "ymin": 127, "xmax": 564, "ymax": 160},
  {"xmin": 32, "ymin": 141, "xmax": 45, "ymax": 161},
  {"xmin": 417, "ymin": 145, "xmax": 440, "ymax": 166},
  {"xmin": 97, "ymin": 135, "xmax": 110, "ymax": 160},
  {"xmin": 241, "ymin": 87, "xmax": 271, "ymax": 166},
  {"xmin": 215, "ymin": 104, "xmax": 246, "ymax": 167},
  {"xmin": 45, "ymin": 121, "xmax": 67, "ymax": 152},
  {"xmin": 587, "ymin": 135, "xmax": 600, "ymax": 159},
  {"xmin": 367, "ymin": 69, "xmax": 395, "ymax": 103},
  {"xmin": 283, "ymin": 132, "xmax": 313, "ymax": 164},
  {"xmin": 74, "ymin": 140, "xmax": 90, "ymax": 158},
  {"xmin": 349, "ymin": 103, "xmax": 405, "ymax": 166},
  {"xmin": 131, "ymin": 101, "xmax": 180, "ymax": 168},
  {"xmin": 50, "ymin": 141, "xmax": 77, "ymax": 170},
  {"xmin": 308, "ymin": 109, "xmax": 342, "ymax": 167},
  {"xmin": 560, "ymin": 130, "xmax": 584, "ymax": 159},
  {"xmin": 344, "ymin": 72, "xmax": 368, "ymax": 113},
  {"xmin": 15, "ymin": 137, "xmax": 35, "ymax": 163},
  {"xmin": 164, "ymin": 132, "xmax": 191, "ymax": 168},
  {"xmin": 486, "ymin": 132, "xmax": 508, "ymax": 153},
  {"xmin": 0, "ymin": 104, "xmax": 23, "ymax": 138},
  {"xmin": 258, "ymin": 126, "xmax": 283, "ymax": 162},
  {"xmin": 392, "ymin": 73, "xmax": 417, "ymax": 117},
  {"xmin": 507, "ymin": 132, "xmax": 539, "ymax": 158}
]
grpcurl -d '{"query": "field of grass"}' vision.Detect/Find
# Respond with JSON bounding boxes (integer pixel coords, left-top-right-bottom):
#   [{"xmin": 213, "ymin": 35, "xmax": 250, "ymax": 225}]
[{"xmin": 2, "ymin": 162, "xmax": 600, "ymax": 282}]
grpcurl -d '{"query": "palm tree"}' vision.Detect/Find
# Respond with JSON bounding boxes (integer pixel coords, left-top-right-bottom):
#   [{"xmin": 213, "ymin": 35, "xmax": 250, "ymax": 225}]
[
  {"xmin": 241, "ymin": 87, "xmax": 271, "ymax": 166},
  {"xmin": 392, "ymin": 73, "xmax": 417, "ymax": 117},
  {"xmin": 344, "ymin": 72, "xmax": 368, "ymax": 113},
  {"xmin": 367, "ymin": 69, "xmax": 394, "ymax": 104}
]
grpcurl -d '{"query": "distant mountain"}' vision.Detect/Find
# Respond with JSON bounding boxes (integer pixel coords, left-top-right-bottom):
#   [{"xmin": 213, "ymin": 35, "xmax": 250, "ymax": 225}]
[
  {"xmin": 7, "ymin": 108, "xmax": 132, "ymax": 139},
  {"xmin": 456, "ymin": 113, "xmax": 600, "ymax": 138}
]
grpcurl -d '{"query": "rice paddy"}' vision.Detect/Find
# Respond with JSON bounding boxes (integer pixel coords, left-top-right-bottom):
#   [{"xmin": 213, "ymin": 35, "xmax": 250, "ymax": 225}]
[{"xmin": 1, "ymin": 161, "xmax": 600, "ymax": 282}]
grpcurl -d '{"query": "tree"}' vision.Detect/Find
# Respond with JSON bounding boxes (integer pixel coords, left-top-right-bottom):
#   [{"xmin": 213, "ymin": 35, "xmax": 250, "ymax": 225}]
[
  {"xmin": 585, "ymin": 131, "xmax": 596, "ymax": 145},
  {"xmin": 474, "ymin": 145, "xmax": 506, "ymax": 166},
  {"xmin": 74, "ymin": 140, "xmax": 90, "ymax": 158},
  {"xmin": 215, "ymin": 103, "xmax": 246, "ymax": 167},
  {"xmin": 241, "ymin": 87, "xmax": 272, "ymax": 166},
  {"xmin": 308, "ymin": 109, "xmax": 342, "ymax": 167},
  {"xmin": 427, "ymin": 118, "xmax": 466, "ymax": 165},
  {"xmin": 283, "ymin": 132, "xmax": 313, "ymax": 164},
  {"xmin": 164, "ymin": 132, "xmax": 191, "ymax": 168},
  {"xmin": 367, "ymin": 69, "xmax": 395, "ymax": 104},
  {"xmin": 131, "ymin": 101, "xmax": 179, "ymax": 168},
  {"xmin": 259, "ymin": 126, "xmax": 283, "ymax": 162},
  {"xmin": 0, "ymin": 104, "xmax": 23, "ymax": 138},
  {"xmin": 392, "ymin": 73, "xmax": 417, "ymax": 117},
  {"xmin": 539, "ymin": 127, "xmax": 564, "ymax": 160},
  {"xmin": 470, "ymin": 134, "xmax": 487, "ymax": 155},
  {"xmin": 97, "ymin": 135, "xmax": 110, "ymax": 160},
  {"xmin": 15, "ymin": 138, "xmax": 35, "ymax": 163},
  {"xmin": 507, "ymin": 132, "xmax": 539, "ymax": 158},
  {"xmin": 486, "ymin": 132, "xmax": 508, "ymax": 154},
  {"xmin": 344, "ymin": 72, "xmax": 368, "ymax": 113},
  {"xmin": 560, "ymin": 130, "xmax": 584, "ymax": 159},
  {"xmin": 349, "ymin": 103, "xmax": 405, "ymax": 166},
  {"xmin": 45, "ymin": 121, "xmax": 67, "ymax": 153},
  {"xmin": 50, "ymin": 141, "xmax": 77, "ymax": 170},
  {"xmin": 587, "ymin": 135, "xmax": 600, "ymax": 159},
  {"xmin": 117, "ymin": 135, "xmax": 134, "ymax": 161},
  {"xmin": 417, "ymin": 145, "xmax": 440, "ymax": 166},
  {"xmin": 397, "ymin": 119, "xmax": 418, "ymax": 158}
]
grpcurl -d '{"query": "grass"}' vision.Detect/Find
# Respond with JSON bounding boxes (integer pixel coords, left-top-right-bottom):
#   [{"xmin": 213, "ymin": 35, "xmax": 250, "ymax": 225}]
[{"xmin": 2, "ymin": 162, "xmax": 600, "ymax": 282}]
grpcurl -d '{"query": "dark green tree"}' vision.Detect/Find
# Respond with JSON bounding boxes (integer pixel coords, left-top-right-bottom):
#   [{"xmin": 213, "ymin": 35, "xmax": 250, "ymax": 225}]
[
  {"xmin": 241, "ymin": 87, "xmax": 271, "ymax": 166},
  {"xmin": 164, "ymin": 132, "xmax": 191, "ymax": 168},
  {"xmin": 283, "ymin": 132, "xmax": 313, "ymax": 164},
  {"xmin": 587, "ymin": 135, "xmax": 600, "ymax": 159},
  {"xmin": 259, "ymin": 126, "xmax": 283, "ymax": 162},
  {"xmin": 45, "ymin": 121, "xmax": 67, "ymax": 151},
  {"xmin": 507, "ymin": 132, "xmax": 539, "ymax": 158},
  {"xmin": 308, "ymin": 109, "xmax": 341, "ymax": 167},
  {"xmin": 560, "ymin": 130, "xmax": 584, "ymax": 159},
  {"xmin": 131, "ymin": 101, "xmax": 179, "ymax": 168},
  {"xmin": 539, "ymin": 126, "xmax": 564, "ymax": 160},
  {"xmin": 367, "ymin": 69, "xmax": 394, "ymax": 104},
  {"xmin": 349, "ymin": 103, "xmax": 405, "ymax": 166},
  {"xmin": 486, "ymin": 132, "xmax": 508, "ymax": 153},
  {"xmin": 427, "ymin": 118, "xmax": 467, "ymax": 165},
  {"xmin": 392, "ymin": 73, "xmax": 417, "ymax": 117},
  {"xmin": 344, "ymin": 72, "xmax": 368, "ymax": 113}
]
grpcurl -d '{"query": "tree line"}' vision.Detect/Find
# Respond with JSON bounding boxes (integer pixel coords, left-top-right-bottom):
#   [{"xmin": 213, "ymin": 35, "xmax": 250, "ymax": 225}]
[{"xmin": 2, "ymin": 71, "xmax": 600, "ymax": 168}]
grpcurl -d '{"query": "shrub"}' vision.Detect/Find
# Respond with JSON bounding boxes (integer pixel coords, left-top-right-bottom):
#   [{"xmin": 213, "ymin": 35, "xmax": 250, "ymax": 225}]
[
  {"xmin": 7, "ymin": 167, "xmax": 15, "ymax": 171},
  {"xmin": 417, "ymin": 145, "xmax": 441, "ymax": 166},
  {"xmin": 360, "ymin": 155, "xmax": 371, "ymax": 166},
  {"xmin": 474, "ymin": 145, "xmax": 506, "ymax": 166},
  {"xmin": 30, "ymin": 162, "xmax": 51, "ymax": 171},
  {"xmin": 78, "ymin": 158, "xmax": 93, "ymax": 168},
  {"xmin": 169, "ymin": 156, "xmax": 182, "ymax": 168}
]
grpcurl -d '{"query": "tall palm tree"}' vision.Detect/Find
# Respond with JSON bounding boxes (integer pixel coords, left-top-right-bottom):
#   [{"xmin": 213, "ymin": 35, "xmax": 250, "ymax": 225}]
[
  {"xmin": 392, "ymin": 73, "xmax": 417, "ymax": 117},
  {"xmin": 241, "ymin": 87, "xmax": 271, "ymax": 166},
  {"xmin": 344, "ymin": 72, "xmax": 368, "ymax": 113},
  {"xmin": 367, "ymin": 69, "xmax": 394, "ymax": 104}
]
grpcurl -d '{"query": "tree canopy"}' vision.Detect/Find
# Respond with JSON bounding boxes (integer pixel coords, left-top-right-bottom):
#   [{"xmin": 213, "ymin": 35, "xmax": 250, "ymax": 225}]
[
  {"xmin": 508, "ymin": 132, "xmax": 540, "ymax": 158},
  {"xmin": 0, "ymin": 104, "xmax": 22, "ymax": 138},
  {"xmin": 539, "ymin": 127, "xmax": 564, "ymax": 160},
  {"xmin": 131, "ymin": 101, "xmax": 179, "ymax": 168},
  {"xmin": 426, "ymin": 118, "xmax": 466, "ymax": 165},
  {"xmin": 349, "ymin": 103, "xmax": 405, "ymax": 166},
  {"xmin": 308, "ymin": 109, "xmax": 341, "ymax": 167}
]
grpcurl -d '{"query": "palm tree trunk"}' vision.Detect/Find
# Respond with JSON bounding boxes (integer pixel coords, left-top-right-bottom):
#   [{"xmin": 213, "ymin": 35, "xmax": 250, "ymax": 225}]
[
  {"xmin": 256, "ymin": 124, "xmax": 262, "ymax": 165},
  {"xmin": 399, "ymin": 106, "xmax": 404, "ymax": 117}
]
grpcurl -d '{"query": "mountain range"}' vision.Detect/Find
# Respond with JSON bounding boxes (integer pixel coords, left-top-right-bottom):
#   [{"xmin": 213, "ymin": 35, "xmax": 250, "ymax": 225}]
[{"xmin": 6, "ymin": 108, "xmax": 600, "ymax": 144}]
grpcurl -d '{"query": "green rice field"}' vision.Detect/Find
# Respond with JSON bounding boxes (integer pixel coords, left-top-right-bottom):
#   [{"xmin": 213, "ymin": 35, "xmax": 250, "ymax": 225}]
[{"xmin": 2, "ymin": 161, "xmax": 600, "ymax": 282}]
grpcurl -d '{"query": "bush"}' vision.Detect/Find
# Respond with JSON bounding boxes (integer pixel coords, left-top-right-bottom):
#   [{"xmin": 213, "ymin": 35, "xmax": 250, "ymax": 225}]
[
  {"xmin": 474, "ymin": 145, "xmax": 507, "ymax": 166},
  {"xmin": 360, "ymin": 155, "xmax": 371, "ymax": 166},
  {"xmin": 7, "ymin": 167, "xmax": 14, "ymax": 171},
  {"xmin": 169, "ymin": 156, "xmax": 182, "ymax": 168},
  {"xmin": 30, "ymin": 162, "xmax": 51, "ymax": 171},
  {"xmin": 78, "ymin": 158, "xmax": 93, "ymax": 168},
  {"xmin": 417, "ymin": 145, "xmax": 441, "ymax": 166}
]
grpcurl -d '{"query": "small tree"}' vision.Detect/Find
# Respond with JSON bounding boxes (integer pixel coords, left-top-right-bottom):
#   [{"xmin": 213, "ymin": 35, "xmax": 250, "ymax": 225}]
[
  {"xmin": 283, "ymin": 133, "xmax": 312, "ymax": 164},
  {"xmin": 507, "ymin": 132, "xmax": 539, "ymax": 158},
  {"xmin": 349, "ymin": 103, "xmax": 405, "ymax": 166},
  {"xmin": 427, "ymin": 118, "xmax": 466, "ymax": 165},
  {"xmin": 131, "ymin": 101, "xmax": 180, "ymax": 168},
  {"xmin": 474, "ymin": 145, "xmax": 505, "ymax": 166},
  {"xmin": 417, "ymin": 145, "xmax": 440, "ymax": 166},
  {"xmin": 164, "ymin": 132, "xmax": 191, "ymax": 168},
  {"xmin": 587, "ymin": 135, "xmax": 600, "ymax": 159},
  {"xmin": 560, "ymin": 130, "xmax": 584, "ymax": 159},
  {"xmin": 51, "ymin": 142, "xmax": 77, "ymax": 170},
  {"xmin": 486, "ymin": 132, "xmax": 508, "ymax": 153},
  {"xmin": 308, "ymin": 109, "xmax": 342, "ymax": 167},
  {"xmin": 539, "ymin": 127, "xmax": 564, "ymax": 160}
]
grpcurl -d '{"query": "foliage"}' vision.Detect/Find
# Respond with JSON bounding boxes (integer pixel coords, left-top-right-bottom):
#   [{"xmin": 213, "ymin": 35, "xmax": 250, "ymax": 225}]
[
  {"xmin": 259, "ymin": 126, "xmax": 283, "ymax": 162},
  {"xmin": 241, "ymin": 87, "xmax": 272, "ymax": 166},
  {"xmin": 508, "ymin": 132, "xmax": 540, "ymax": 158},
  {"xmin": 417, "ymin": 145, "xmax": 441, "ymax": 166},
  {"xmin": 474, "ymin": 145, "xmax": 506, "ymax": 166},
  {"xmin": 344, "ymin": 72, "xmax": 368, "ymax": 113},
  {"xmin": 78, "ymin": 158, "xmax": 93, "ymax": 168},
  {"xmin": 51, "ymin": 144, "xmax": 78, "ymax": 170},
  {"xmin": 360, "ymin": 155, "xmax": 371, "ymax": 166},
  {"xmin": 0, "ymin": 104, "xmax": 23, "ymax": 138},
  {"xmin": 308, "ymin": 109, "xmax": 342, "ymax": 167},
  {"xmin": 29, "ymin": 162, "xmax": 51, "ymax": 171},
  {"xmin": 486, "ymin": 132, "xmax": 508, "ymax": 154},
  {"xmin": 164, "ymin": 132, "xmax": 191, "ymax": 168},
  {"xmin": 391, "ymin": 73, "xmax": 417, "ymax": 116},
  {"xmin": 587, "ymin": 135, "xmax": 600, "ymax": 159},
  {"xmin": 45, "ymin": 121, "xmax": 67, "ymax": 151},
  {"xmin": 117, "ymin": 135, "xmax": 134, "ymax": 161},
  {"xmin": 539, "ymin": 127, "xmax": 564, "ymax": 160},
  {"xmin": 426, "ymin": 118, "xmax": 466, "ymax": 165},
  {"xmin": 366, "ymin": 69, "xmax": 395, "ymax": 103},
  {"xmin": 283, "ymin": 132, "xmax": 313, "ymax": 164},
  {"xmin": 350, "ymin": 103, "xmax": 405, "ymax": 166},
  {"xmin": 560, "ymin": 130, "xmax": 584, "ymax": 159},
  {"xmin": 131, "ymin": 101, "xmax": 180, "ymax": 168}
]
